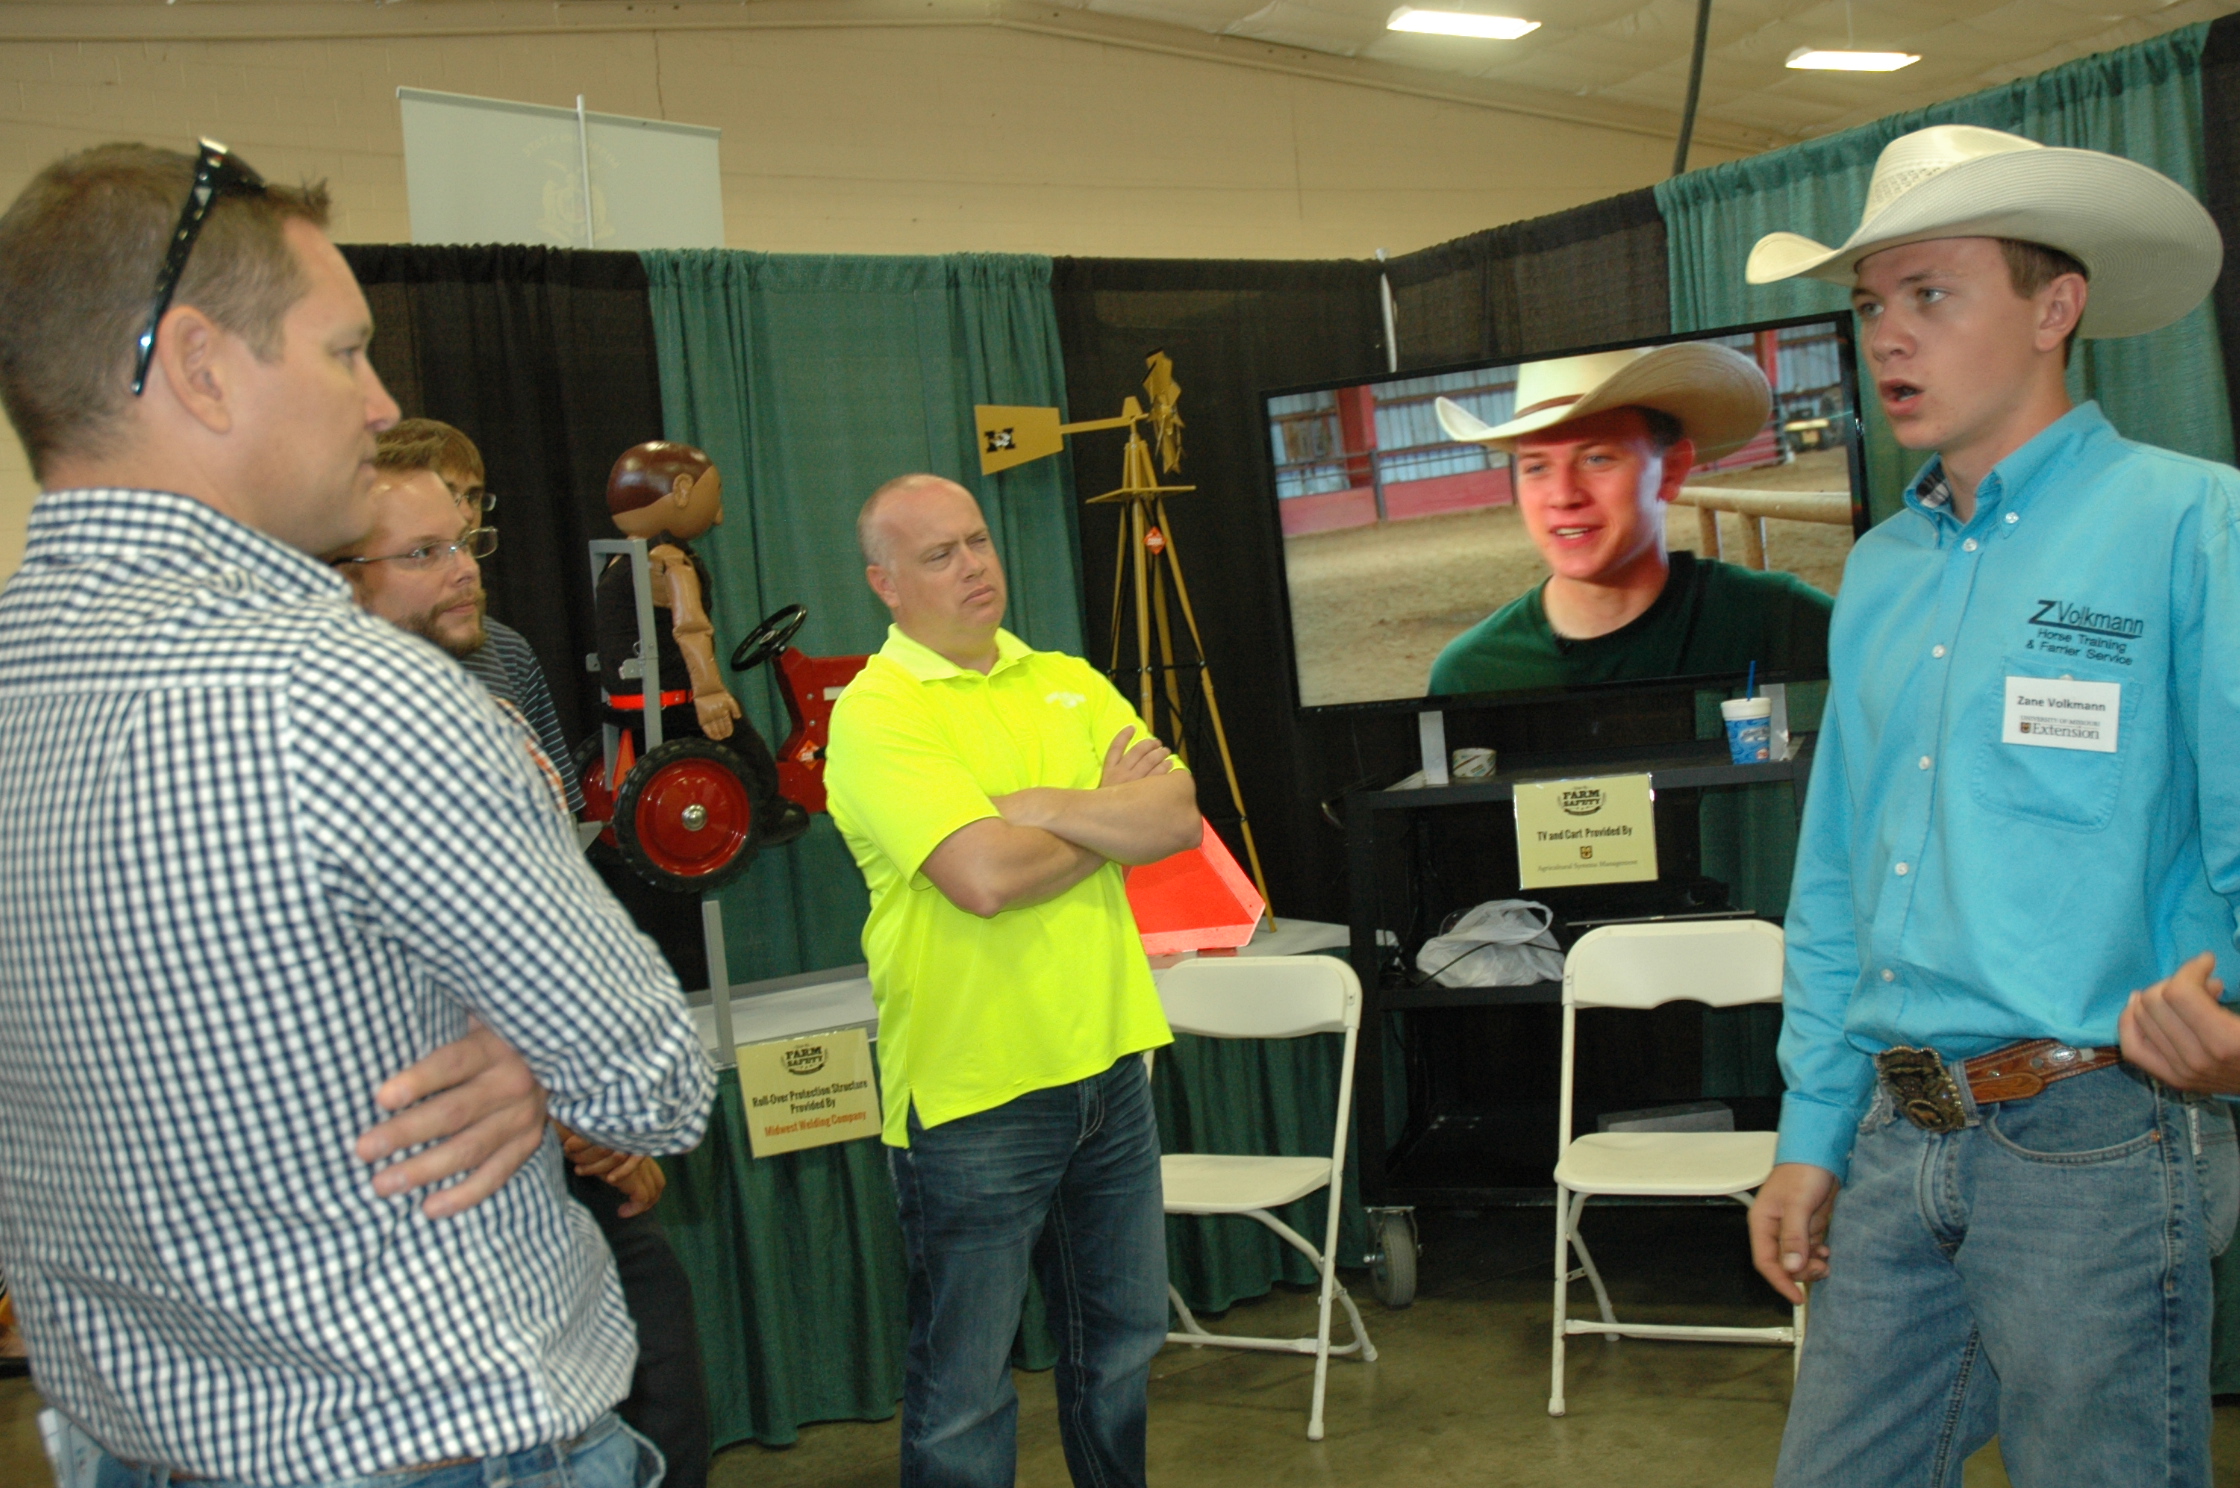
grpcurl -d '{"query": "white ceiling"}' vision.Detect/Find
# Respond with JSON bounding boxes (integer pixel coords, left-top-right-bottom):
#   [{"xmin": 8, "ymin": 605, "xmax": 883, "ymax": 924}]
[
  {"xmin": 1070, "ymin": 0, "xmax": 2240, "ymax": 139},
  {"xmin": 33, "ymin": 0, "xmax": 2240, "ymax": 145}
]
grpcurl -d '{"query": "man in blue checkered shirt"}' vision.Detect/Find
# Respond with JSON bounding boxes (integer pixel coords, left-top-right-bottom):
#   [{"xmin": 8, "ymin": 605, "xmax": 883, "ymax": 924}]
[{"xmin": 0, "ymin": 143, "xmax": 715, "ymax": 1487}]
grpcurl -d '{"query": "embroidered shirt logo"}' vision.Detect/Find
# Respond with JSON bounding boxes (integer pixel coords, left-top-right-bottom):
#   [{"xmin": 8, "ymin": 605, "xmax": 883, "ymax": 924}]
[
  {"xmin": 2026, "ymin": 598, "xmax": 2145, "ymax": 667},
  {"xmin": 2027, "ymin": 599, "xmax": 2145, "ymax": 639},
  {"xmin": 1045, "ymin": 691, "xmax": 1086, "ymax": 709}
]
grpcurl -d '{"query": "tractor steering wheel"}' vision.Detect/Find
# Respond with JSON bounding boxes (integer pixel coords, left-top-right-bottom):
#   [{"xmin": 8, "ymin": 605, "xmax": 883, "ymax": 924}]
[{"xmin": 729, "ymin": 603, "xmax": 808, "ymax": 673}]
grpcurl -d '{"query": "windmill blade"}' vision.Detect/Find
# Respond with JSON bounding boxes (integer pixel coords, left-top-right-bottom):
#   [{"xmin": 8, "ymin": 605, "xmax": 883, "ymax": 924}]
[
  {"xmin": 1143, "ymin": 350, "xmax": 1180, "ymax": 407},
  {"xmin": 1143, "ymin": 351, "xmax": 1184, "ymax": 473}
]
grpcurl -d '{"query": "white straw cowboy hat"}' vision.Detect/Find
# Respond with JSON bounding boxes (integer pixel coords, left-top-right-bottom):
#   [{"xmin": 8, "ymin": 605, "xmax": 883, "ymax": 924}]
[
  {"xmin": 1746, "ymin": 124, "xmax": 2222, "ymax": 339},
  {"xmin": 1433, "ymin": 342, "xmax": 1772, "ymax": 461}
]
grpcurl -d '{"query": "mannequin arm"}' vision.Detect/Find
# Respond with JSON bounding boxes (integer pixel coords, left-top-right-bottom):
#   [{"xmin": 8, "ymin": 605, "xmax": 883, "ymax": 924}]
[{"xmin": 649, "ymin": 544, "xmax": 741, "ymax": 740}]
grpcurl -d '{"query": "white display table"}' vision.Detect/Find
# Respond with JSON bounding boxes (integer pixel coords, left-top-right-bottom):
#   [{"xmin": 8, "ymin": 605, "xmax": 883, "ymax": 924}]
[{"xmin": 691, "ymin": 918, "xmax": 1350, "ymax": 1054}]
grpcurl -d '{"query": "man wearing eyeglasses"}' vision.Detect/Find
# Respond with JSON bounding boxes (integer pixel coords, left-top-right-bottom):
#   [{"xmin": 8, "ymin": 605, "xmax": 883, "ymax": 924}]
[
  {"xmin": 382, "ymin": 414, "xmax": 499, "ymax": 526},
  {"xmin": 0, "ymin": 141, "xmax": 711, "ymax": 1488},
  {"xmin": 337, "ymin": 430, "xmax": 711, "ymax": 1488},
  {"xmin": 329, "ymin": 465, "xmax": 498, "ymax": 654},
  {"xmin": 362, "ymin": 419, "xmax": 585, "ymax": 817}
]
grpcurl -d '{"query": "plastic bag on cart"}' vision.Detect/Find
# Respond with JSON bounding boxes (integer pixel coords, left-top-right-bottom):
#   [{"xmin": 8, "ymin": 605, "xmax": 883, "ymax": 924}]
[{"xmin": 1415, "ymin": 899, "xmax": 1564, "ymax": 987}]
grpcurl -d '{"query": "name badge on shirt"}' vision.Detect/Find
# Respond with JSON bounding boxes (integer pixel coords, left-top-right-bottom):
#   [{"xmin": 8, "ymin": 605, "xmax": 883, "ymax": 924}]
[{"xmin": 2002, "ymin": 675, "xmax": 2119, "ymax": 753}]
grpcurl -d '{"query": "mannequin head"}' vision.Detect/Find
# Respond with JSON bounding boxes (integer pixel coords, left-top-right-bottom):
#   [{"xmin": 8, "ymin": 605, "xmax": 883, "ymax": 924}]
[{"xmin": 608, "ymin": 440, "xmax": 722, "ymax": 540}]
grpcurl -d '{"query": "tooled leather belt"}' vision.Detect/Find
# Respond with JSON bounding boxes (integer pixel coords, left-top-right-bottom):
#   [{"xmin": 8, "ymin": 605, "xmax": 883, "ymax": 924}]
[{"xmin": 1875, "ymin": 1038, "xmax": 2126, "ymax": 1133}]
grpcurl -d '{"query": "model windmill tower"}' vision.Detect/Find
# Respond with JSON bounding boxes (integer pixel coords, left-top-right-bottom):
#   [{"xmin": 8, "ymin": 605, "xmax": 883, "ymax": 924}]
[{"xmin": 975, "ymin": 351, "xmax": 1271, "ymax": 914}]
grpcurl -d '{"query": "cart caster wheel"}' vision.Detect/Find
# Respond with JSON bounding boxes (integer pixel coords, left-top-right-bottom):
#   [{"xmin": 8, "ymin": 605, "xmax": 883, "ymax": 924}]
[{"xmin": 1368, "ymin": 1210, "xmax": 1417, "ymax": 1309}]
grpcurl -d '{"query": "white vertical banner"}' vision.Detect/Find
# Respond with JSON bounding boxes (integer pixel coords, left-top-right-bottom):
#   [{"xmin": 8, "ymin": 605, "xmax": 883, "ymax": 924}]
[{"xmin": 397, "ymin": 86, "xmax": 724, "ymax": 250}]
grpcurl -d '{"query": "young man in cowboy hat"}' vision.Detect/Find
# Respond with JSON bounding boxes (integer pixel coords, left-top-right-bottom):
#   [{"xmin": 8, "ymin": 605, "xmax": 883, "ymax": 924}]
[
  {"xmin": 1426, "ymin": 343, "xmax": 1832, "ymax": 698},
  {"xmin": 1745, "ymin": 123, "xmax": 2240, "ymax": 1485}
]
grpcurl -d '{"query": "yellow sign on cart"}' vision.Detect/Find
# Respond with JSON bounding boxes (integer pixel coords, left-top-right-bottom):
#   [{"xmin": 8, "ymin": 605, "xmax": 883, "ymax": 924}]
[
  {"xmin": 1512, "ymin": 775, "xmax": 1658, "ymax": 889},
  {"xmin": 736, "ymin": 1026, "xmax": 880, "ymax": 1159}
]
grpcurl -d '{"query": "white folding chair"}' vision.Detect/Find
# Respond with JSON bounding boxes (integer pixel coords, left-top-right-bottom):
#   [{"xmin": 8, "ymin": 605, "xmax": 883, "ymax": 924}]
[
  {"xmin": 1154, "ymin": 954, "xmax": 1377, "ymax": 1441},
  {"xmin": 1549, "ymin": 919, "xmax": 1801, "ymax": 1417}
]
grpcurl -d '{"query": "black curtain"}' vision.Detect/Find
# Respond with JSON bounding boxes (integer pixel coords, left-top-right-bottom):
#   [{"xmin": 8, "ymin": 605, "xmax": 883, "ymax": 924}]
[
  {"xmin": 340, "ymin": 245, "xmax": 669, "ymax": 746},
  {"xmin": 1049, "ymin": 259, "xmax": 1413, "ymax": 923},
  {"xmin": 2197, "ymin": 16, "xmax": 2240, "ymax": 448},
  {"xmin": 341, "ymin": 244, "xmax": 702, "ymax": 983},
  {"xmin": 1383, "ymin": 188, "xmax": 1671, "ymax": 369}
]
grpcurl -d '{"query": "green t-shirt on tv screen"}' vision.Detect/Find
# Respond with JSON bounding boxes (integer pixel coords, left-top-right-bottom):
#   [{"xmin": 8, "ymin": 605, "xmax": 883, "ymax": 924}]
[{"xmin": 1426, "ymin": 551, "xmax": 1834, "ymax": 699}]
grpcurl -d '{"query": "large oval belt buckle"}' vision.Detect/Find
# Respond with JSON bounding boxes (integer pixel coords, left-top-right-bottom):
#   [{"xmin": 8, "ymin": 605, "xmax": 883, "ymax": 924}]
[{"xmin": 1876, "ymin": 1045, "xmax": 1967, "ymax": 1133}]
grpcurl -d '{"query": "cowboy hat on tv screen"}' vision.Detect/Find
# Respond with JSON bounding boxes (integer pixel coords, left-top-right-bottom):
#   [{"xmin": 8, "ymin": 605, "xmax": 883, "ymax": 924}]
[{"xmin": 1263, "ymin": 314, "xmax": 1869, "ymax": 713}]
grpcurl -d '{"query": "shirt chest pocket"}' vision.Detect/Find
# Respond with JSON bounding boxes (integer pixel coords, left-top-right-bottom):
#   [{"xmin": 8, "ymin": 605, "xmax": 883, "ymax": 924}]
[{"xmin": 1966, "ymin": 652, "xmax": 2133, "ymax": 832}]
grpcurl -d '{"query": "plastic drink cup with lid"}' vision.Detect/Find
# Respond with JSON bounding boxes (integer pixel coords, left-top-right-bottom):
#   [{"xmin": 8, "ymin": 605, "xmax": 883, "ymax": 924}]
[{"xmin": 1721, "ymin": 696, "xmax": 1774, "ymax": 764}]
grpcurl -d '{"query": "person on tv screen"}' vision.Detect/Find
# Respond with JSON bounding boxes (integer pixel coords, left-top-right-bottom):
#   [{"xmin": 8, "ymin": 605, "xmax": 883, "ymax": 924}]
[{"xmin": 1423, "ymin": 344, "xmax": 1832, "ymax": 697}]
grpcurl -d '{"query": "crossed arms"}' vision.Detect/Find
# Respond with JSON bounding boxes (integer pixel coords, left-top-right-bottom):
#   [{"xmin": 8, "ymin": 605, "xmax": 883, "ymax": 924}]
[
  {"xmin": 922, "ymin": 728, "xmax": 1202, "ymax": 919},
  {"xmin": 354, "ymin": 1028, "xmax": 667, "ymax": 1220},
  {"xmin": 364, "ymin": 728, "xmax": 1198, "ymax": 1213}
]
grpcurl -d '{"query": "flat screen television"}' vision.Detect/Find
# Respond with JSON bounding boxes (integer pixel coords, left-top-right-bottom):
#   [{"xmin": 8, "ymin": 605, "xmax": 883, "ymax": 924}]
[{"xmin": 1260, "ymin": 312, "xmax": 1869, "ymax": 717}]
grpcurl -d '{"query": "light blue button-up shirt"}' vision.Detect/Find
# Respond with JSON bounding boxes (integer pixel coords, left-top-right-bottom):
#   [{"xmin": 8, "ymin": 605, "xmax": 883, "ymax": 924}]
[{"xmin": 1778, "ymin": 402, "xmax": 2240, "ymax": 1178}]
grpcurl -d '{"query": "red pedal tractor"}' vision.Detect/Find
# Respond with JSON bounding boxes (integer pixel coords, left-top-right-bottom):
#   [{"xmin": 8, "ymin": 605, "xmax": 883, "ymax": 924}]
[{"xmin": 577, "ymin": 603, "xmax": 867, "ymax": 891}]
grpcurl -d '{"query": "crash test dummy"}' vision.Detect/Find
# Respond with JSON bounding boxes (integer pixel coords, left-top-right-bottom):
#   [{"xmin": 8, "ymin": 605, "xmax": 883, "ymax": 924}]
[{"xmin": 596, "ymin": 441, "xmax": 742, "ymax": 742}]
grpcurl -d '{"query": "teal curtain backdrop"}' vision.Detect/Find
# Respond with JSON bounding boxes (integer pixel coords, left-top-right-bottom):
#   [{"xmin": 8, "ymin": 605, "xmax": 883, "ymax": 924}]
[
  {"xmin": 637, "ymin": 253, "xmax": 1375, "ymax": 1446},
  {"xmin": 639, "ymin": 250, "xmax": 1083, "ymax": 1448},
  {"xmin": 656, "ymin": 1084, "xmax": 911, "ymax": 1450},
  {"xmin": 1658, "ymin": 22, "xmax": 2228, "ymax": 527},
  {"xmin": 639, "ymin": 250, "xmax": 1085, "ymax": 990}
]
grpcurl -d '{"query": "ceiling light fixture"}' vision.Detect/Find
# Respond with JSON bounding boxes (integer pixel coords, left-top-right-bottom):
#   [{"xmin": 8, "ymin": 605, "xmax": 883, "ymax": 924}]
[
  {"xmin": 1386, "ymin": 8, "xmax": 1541, "ymax": 40},
  {"xmin": 1785, "ymin": 46, "xmax": 1920, "ymax": 71}
]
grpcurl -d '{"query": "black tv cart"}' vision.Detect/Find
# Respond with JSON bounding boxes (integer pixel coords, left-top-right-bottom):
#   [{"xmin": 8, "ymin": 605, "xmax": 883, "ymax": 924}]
[{"xmin": 1344, "ymin": 741, "xmax": 1813, "ymax": 1234}]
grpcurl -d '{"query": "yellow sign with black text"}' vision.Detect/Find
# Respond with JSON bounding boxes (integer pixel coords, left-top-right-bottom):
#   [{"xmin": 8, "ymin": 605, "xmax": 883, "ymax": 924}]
[
  {"xmin": 737, "ymin": 1027, "xmax": 880, "ymax": 1159},
  {"xmin": 1512, "ymin": 775, "xmax": 1658, "ymax": 888}
]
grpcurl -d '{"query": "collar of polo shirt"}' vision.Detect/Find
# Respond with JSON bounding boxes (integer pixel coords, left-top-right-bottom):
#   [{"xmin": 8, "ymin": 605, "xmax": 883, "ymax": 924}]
[{"xmin": 881, "ymin": 624, "xmax": 1034, "ymax": 682}]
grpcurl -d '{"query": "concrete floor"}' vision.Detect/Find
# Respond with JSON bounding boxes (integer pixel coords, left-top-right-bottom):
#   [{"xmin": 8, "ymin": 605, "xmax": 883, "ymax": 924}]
[{"xmin": 6, "ymin": 1207, "xmax": 2237, "ymax": 1486}]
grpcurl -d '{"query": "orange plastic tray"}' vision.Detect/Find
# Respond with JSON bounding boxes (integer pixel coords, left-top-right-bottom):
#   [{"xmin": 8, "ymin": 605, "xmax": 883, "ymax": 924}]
[{"xmin": 1126, "ymin": 819, "xmax": 1266, "ymax": 956}]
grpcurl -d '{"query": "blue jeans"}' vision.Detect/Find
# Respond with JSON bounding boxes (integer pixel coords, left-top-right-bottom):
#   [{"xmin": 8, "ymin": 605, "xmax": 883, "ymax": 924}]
[
  {"xmin": 47, "ymin": 1409, "xmax": 662, "ymax": 1488},
  {"xmin": 888, "ymin": 1055, "xmax": 1168, "ymax": 1488},
  {"xmin": 1777, "ymin": 1063, "xmax": 2240, "ymax": 1487}
]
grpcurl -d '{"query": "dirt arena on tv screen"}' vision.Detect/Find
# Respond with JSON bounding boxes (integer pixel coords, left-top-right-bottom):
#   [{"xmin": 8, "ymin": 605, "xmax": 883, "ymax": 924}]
[{"xmin": 1267, "ymin": 325, "xmax": 1860, "ymax": 710}]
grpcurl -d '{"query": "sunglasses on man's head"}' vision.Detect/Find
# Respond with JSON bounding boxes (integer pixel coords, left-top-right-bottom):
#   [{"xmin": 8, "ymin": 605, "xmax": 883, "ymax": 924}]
[{"xmin": 131, "ymin": 138, "xmax": 268, "ymax": 397}]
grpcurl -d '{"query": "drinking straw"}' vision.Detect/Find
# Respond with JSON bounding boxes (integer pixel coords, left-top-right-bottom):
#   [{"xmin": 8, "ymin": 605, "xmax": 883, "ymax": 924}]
[{"xmin": 1745, "ymin": 662, "xmax": 1757, "ymax": 700}]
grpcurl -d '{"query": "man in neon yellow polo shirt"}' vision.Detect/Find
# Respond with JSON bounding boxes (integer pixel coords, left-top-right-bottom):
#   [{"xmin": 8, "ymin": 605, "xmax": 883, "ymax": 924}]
[{"xmin": 826, "ymin": 473, "xmax": 1200, "ymax": 1488}]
